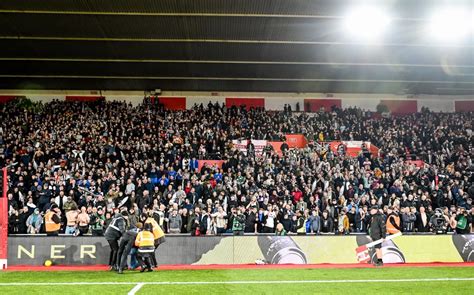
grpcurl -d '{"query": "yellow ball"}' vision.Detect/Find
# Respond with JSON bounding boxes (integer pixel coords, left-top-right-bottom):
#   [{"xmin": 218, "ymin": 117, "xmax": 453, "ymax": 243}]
[{"xmin": 44, "ymin": 260, "xmax": 52, "ymax": 267}]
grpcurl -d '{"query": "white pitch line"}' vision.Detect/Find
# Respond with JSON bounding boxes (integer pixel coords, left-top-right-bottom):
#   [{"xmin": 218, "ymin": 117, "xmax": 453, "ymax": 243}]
[
  {"xmin": 128, "ymin": 283, "xmax": 144, "ymax": 295},
  {"xmin": 0, "ymin": 278, "xmax": 473, "ymax": 286}
]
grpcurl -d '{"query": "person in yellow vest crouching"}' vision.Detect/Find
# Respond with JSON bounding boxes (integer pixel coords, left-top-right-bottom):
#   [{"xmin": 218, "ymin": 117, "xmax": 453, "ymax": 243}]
[
  {"xmin": 386, "ymin": 206, "xmax": 401, "ymax": 235},
  {"xmin": 135, "ymin": 223, "xmax": 155, "ymax": 272},
  {"xmin": 144, "ymin": 212, "xmax": 166, "ymax": 268},
  {"xmin": 45, "ymin": 204, "xmax": 62, "ymax": 236}
]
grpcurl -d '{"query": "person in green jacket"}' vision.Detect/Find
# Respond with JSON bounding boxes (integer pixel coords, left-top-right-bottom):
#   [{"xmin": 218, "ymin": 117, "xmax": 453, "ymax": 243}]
[
  {"xmin": 232, "ymin": 208, "xmax": 246, "ymax": 236},
  {"xmin": 275, "ymin": 223, "xmax": 287, "ymax": 236}
]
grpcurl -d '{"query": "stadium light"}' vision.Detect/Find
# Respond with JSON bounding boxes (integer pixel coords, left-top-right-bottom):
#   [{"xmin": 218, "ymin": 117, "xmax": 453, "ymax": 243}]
[
  {"xmin": 427, "ymin": 8, "xmax": 471, "ymax": 42},
  {"xmin": 343, "ymin": 7, "xmax": 391, "ymax": 41}
]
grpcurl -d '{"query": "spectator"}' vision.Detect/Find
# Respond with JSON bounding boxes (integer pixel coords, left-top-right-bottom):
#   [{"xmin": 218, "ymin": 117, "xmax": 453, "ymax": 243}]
[
  {"xmin": 275, "ymin": 223, "xmax": 287, "ymax": 236},
  {"xmin": 402, "ymin": 207, "xmax": 417, "ymax": 232},
  {"xmin": 168, "ymin": 209, "xmax": 182, "ymax": 234},
  {"xmin": 262, "ymin": 206, "xmax": 276, "ymax": 233},
  {"xmin": 232, "ymin": 208, "xmax": 245, "ymax": 236},
  {"xmin": 65, "ymin": 209, "xmax": 79, "ymax": 235},
  {"xmin": 212, "ymin": 205, "xmax": 227, "ymax": 235},
  {"xmin": 26, "ymin": 208, "xmax": 43, "ymax": 234},
  {"xmin": 2, "ymin": 100, "xmax": 472, "ymax": 237},
  {"xmin": 416, "ymin": 206, "xmax": 431, "ymax": 232},
  {"xmin": 337, "ymin": 210, "xmax": 350, "ymax": 235},
  {"xmin": 244, "ymin": 206, "xmax": 257, "ymax": 233},
  {"xmin": 90, "ymin": 206, "xmax": 106, "ymax": 236},
  {"xmin": 77, "ymin": 206, "xmax": 90, "ymax": 235},
  {"xmin": 307, "ymin": 209, "xmax": 320, "ymax": 234},
  {"xmin": 320, "ymin": 210, "xmax": 334, "ymax": 233}
]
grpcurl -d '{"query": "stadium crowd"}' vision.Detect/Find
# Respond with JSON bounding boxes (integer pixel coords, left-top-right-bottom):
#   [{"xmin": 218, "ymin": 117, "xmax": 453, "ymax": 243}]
[{"xmin": 2, "ymin": 99, "xmax": 473, "ymax": 236}]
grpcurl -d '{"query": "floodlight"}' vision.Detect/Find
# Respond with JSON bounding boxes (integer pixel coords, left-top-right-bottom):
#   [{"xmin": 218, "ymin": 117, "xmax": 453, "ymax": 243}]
[
  {"xmin": 343, "ymin": 7, "xmax": 391, "ymax": 41},
  {"xmin": 428, "ymin": 8, "xmax": 471, "ymax": 42}
]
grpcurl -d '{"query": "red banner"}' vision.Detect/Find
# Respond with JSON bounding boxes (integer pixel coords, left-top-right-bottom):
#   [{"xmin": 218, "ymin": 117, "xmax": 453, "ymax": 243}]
[
  {"xmin": 268, "ymin": 142, "xmax": 284, "ymax": 156},
  {"xmin": 65, "ymin": 96, "xmax": 104, "ymax": 102},
  {"xmin": 285, "ymin": 134, "xmax": 308, "ymax": 148},
  {"xmin": 304, "ymin": 99, "xmax": 342, "ymax": 112},
  {"xmin": 0, "ymin": 96, "xmax": 17, "ymax": 103},
  {"xmin": 226, "ymin": 98, "xmax": 265, "ymax": 110},
  {"xmin": 405, "ymin": 160, "xmax": 425, "ymax": 168},
  {"xmin": 380, "ymin": 100, "xmax": 417, "ymax": 115},
  {"xmin": 0, "ymin": 168, "xmax": 8, "ymax": 262},
  {"xmin": 198, "ymin": 160, "xmax": 224, "ymax": 172},
  {"xmin": 158, "ymin": 97, "xmax": 186, "ymax": 110},
  {"xmin": 455, "ymin": 101, "xmax": 474, "ymax": 112}
]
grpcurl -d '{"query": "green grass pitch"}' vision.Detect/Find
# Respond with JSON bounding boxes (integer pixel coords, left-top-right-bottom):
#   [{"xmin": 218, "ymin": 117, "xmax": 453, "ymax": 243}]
[{"xmin": 0, "ymin": 267, "xmax": 473, "ymax": 294}]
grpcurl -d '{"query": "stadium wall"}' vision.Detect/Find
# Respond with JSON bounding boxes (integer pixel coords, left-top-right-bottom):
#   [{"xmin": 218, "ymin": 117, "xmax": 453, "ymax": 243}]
[
  {"xmin": 7, "ymin": 234, "xmax": 473, "ymax": 266},
  {"xmin": 0, "ymin": 90, "xmax": 471, "ymax": 112}
]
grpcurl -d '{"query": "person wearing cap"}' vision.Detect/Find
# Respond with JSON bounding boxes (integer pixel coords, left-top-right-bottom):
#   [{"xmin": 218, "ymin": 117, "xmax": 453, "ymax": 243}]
[
  {"xmin": 135, "ymin": 222, "xmax": 155, "ymax": 272},
  {"xmin": 104, "ymin": 210, "xmax": 129, "ymax": 271},
  {"xmin": 117, "ymin": 222, "xmax": 143, "ymax": 274},
  {"xmin": 368, "ymin": 205, "xmax": 386, "ymax": 266},
  {"xmin": 44, "ymin": 204, "xmax": 62, "ymax": 236}
]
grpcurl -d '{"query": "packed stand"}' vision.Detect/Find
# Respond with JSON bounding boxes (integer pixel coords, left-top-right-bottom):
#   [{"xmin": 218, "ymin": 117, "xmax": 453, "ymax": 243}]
[{"xmin": 1, "ymin": 99, "xmax": 473, "ymax": 236}]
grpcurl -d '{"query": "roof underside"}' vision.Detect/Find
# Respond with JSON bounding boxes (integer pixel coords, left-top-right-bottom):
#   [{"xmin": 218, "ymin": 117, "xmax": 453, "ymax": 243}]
[{"xmin": 0, "ymin": 0, "xmax": 473, "ymax": 94}]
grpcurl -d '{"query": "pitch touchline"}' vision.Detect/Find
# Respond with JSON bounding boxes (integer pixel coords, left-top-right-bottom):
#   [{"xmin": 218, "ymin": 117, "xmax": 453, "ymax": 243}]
[{"xmin": 0, "ymin": 278, "xmax": 473, "ymax": 286}]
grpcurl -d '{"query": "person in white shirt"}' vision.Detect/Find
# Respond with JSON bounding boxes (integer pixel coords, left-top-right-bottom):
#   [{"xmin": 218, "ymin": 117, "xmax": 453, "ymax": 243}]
[{"xmin": 212, "ymin": 206, "xmax": 227, "ymax": 235}]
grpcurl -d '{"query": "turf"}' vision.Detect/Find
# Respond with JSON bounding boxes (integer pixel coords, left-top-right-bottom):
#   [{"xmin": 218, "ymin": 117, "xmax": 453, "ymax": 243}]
[{"xmin": 0, "ymin": 267, "xmax": 472, "ymax": 294}]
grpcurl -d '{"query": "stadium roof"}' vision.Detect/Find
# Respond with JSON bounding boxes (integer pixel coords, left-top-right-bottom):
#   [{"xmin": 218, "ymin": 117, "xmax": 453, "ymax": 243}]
[{"xmin": 0, "ymin": 0, "xmax": 473, "ymax": 94}]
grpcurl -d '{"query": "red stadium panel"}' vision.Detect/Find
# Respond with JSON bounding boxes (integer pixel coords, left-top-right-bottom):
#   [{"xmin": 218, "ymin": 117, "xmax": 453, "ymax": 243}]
[
  {"xmin": 304, "ymin": 99, "xmax": 342, "ymax": 112},
  {"xmin": 0, "ymin": 96, "xmax": 17, "ymax": 103},
  {"xmin": 158, "ymin": 97, "xmax": 186, "ymax": 110},
  {"xmin": 454, "ymin": 100, "xmax": 474, "ymax": 112},
  {"xmin": 0, "ymin": 168, "xmax": 7, "ymax": 269},
  {"xmin": 226, "ymin": 98, "xmax": 265, "ymax": 110},
  {"xmin": 65, "ymin": 96, "xmax": 104, "ymax": 102},
  {"xmin": 380, "ymin": 100, "xmax": 417, "ymax": 115}
]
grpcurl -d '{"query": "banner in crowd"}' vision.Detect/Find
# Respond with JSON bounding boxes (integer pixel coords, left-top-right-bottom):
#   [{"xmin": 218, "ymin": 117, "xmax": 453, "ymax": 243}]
[
  {"xmin": 65, "ymin": 96, "xmax": 104, "ymax": 102},
  {"xmin": 0, "ymin": 96, "xmax": 17, "ymax": 104},
  {"xmin": 157, "ymin": 97, "xmax": 186, "ymax": 110},
  {"xmin": 268, "ymin": 141, "xmax": 284, "ymax": 156},
  {"xmin": 232, "ymin": 139, "xmax": 267, "ymax": 156},
  {"xmin": 328, "ymin": 141, "xmax": 379, "ymax": 158},
  {"xmin": 7, "ymin": 235, "xmax": 473, "ymax": 266},
  {"xmin": 304, "ymin": 98, "xmax": 342, "ymax": 112},
  {"xmin": 284, "ymin": 134, "xmax": 307, "ymax": 148},
  {"xmin": 405, "ymin": 160, "xmax": 425, "ymax": 168},
  {"xmin": 380, "ymin": 100, "xmax": 417, "ymax": 115},
  {"xmin": 197, "ymin": 160, "xmax": 225, "ymax": 172},
  {"xmin": 226, "ymin": 98, "xmax": 265, "ymax": 110}
]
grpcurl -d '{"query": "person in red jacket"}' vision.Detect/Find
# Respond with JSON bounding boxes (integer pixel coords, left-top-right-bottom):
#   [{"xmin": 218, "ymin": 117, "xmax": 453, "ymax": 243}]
[{"xmin": 292, "ymin": 187, "xmax": 303, "ymax": 204}]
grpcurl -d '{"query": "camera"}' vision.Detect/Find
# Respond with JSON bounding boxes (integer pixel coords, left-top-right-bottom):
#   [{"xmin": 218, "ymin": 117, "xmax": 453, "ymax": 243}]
[{"xmin": 431, "ymin": 209, "xmax": 447, "ymax": 234}]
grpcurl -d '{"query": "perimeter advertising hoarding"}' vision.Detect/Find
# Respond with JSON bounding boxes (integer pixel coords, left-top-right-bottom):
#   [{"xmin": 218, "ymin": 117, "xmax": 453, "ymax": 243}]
[{"xmin": 7, "ymin": 235, "xmax": 473, "ymax": 266}]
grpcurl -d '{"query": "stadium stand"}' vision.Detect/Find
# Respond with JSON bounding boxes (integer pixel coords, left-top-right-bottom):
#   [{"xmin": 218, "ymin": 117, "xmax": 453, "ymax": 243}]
[{"xmin": 1, "ymin": 98, "xmax": 472, "ymax": 236}]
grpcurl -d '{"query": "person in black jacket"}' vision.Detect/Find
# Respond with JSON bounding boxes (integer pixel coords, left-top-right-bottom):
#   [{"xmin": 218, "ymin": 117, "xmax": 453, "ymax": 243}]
[
  {"xmin": 368, "ymin": 206, "xmax": 386, "ymax": 267},
  {"xmin": 244, "ymin": 206, "xmax": 258, "ymax": 233},
  {"xmin": 104, "ymin": 211, "xmax": 128, "ymax": 271},
  {"xmin": 320, "ymin": 210, "xmax": 334, "ymax": 233},
  {"xmin": 117, "ymin": 222, "xmax": 142, "ymax": 274}
]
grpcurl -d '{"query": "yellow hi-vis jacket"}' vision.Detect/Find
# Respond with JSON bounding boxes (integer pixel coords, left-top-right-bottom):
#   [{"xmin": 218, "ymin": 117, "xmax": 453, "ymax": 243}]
[
  {"xmin": 135, "ymin": 231, "xmax": 155, "ymax": 248},
  {"xmin": 145, "ymin": 217, "xmax": 165, "ymax": 240},
  {"xmin": 45, "ymin": 211, "xmax": 61, "ymax": 232}
]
